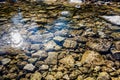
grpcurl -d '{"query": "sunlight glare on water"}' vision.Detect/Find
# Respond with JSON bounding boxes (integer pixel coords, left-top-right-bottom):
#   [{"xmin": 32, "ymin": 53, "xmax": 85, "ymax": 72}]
[{"xmin": 10, "ymin": 30, "xmax": 23, "ymax": 48}]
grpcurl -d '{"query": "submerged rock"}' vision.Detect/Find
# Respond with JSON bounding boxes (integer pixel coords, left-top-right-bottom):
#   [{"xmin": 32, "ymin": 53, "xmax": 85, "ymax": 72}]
[
  {"xmin": 102, "ymin": 16, "xmax": 120, "ymax": 25},
  {"xmin": 63, "ymin": 39, "xmax": 77, "ymax": 49},
  {"xmin": 30, "ymin": 71, "xmax": 42, "ymax": 80},
  {"xmin": 1, "ymin": 58, "xmax": 11, "ymax": 65},
  {"xmin": 45, "ymin": 52, "xmax": 58, "ymax": 65},
  {"xmin": 59, "ymin": 55, "xmax": 75, "ymax": 68},
  {"xmin": 110, "ymin": 41, "xmax": 120, "ymax": 59},
  {"xmin": 86, "ymin": 39, "xmax": 112, "ymax": 52},
  {"xmin": 97, "ymin": 72, "xmax": 110, "ymax": 80},
  {"xmin": 23, "ymin": 64, "xmax": 35, "ymax": 72},
  {"xmin": 80, "ymin": 50, "xmax": 104, "ymax": 65},
  {"xmin": 44, "ymin": 40, "xmax": 61, "ymax": 51}
]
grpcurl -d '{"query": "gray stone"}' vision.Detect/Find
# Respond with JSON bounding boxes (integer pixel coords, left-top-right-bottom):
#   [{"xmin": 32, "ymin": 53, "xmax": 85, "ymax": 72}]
[
  {"xmin": 44, "ymin": 40, "xmax": 61, "ymax": 51},
  {"xmin": 1, "ymin": 58, "xmax": 11, "ymax": 65},
  {"xmin": 61, "ymin": 11, "xmax": 71, "ymax": 17},
  {"xmin": 23, "ymin": 64, "xmax": 35, "ymax": 71},
  {"xmin": 53, "ymin": 36, "xmax": 65, "ymax": 42},
  {"xmin": 63, "ymin": 39, "xmax": 77, "ymax": 49},
  {"xmin": 39, "ymin": 65, "xmax": 49, "ymax": 70},
  {"xmin": 102, "ymin": 15, "xmax": 120, "ymax": 25},
  {"xmin": 69, "ymin": 0, "xmax": 83, "ymax": 4},
  {"xmin": 32, "ymin": 50, "xmax": 48, "ymax": 59},
  {"xmin": 30, "ymin": 44, "xmax": 40, "ymax": 50},
  {"xmin": 45, "ymin": 52, "xmax": 58, "ymax": 65}
]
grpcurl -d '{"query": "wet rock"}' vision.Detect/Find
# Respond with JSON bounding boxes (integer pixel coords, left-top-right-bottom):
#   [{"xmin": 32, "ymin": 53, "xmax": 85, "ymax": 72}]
[
  {"xmin": 80, "ymin": 50, "xmax": 104, "ymax": 65},
  {"xmin": 45, "ymin": 75, "xmax": 56, "ymax": 80},
  {"xmin": 84, "ymin": 77, "xmax": 95, "ymax": 80},
  {"xmin": 39, "ymin": 65, "xmax": 49, "ymax": 71},
  {"xmin": 77, "ymin": 75, "xmax": 84, "ymax": 80},
  {"xmin": 32, "ymin": 50, "xmax": 48, "ymax": 59},
  {"xmin": 35, "ymin": 61, "xmax": 44, "ymax": 67},
  {"xmin": 69, "ymin": 70, "xmax": 81, "ymax": 79},
  {"xmin": 28, "ymin": 58, "xmax": 38, "ymax": 63},
  {"xmin": 17, "ymin": 61, "xmax": 28, "ymax": 69},
  {"xmin": 30, "ymin": 71, "xmax": 42, "ymax": 80},
  {"xmin": 30, "ymin": 44, "xmax": 40, "ymax": 50},
  {"xmin": 1, "ymin": 58, "xmax": 11, "ymax": 65},
  {"xmin": 86, "ymin": 39, "xmax": 112, "ymax": 52},
  {"xmin": 53, "ymin": 36, "xmax": 65, "ymax": 42},
  {"xmin": 54, "ymin": 29, "xmax": 68, "ymax": 36},
  {"xmin": 61, "ymin": 11, "xmax": 71, "ymax": 17},
  {"xmin": 110, "ymin": 48, "xmax": 120, "ymax": 60},
  {"xmin": 76, "ymin": 36, "xmax": 87, "ymax": 43},
  {"xmin": 110, "ymin": 32, "xmax": 120, "ymax": 40},
  {"xmin": 45, "ymin": 52, "xmax": 58, "ymax": 65},
  {"xmin": 82, "ymin": 28, "xmax": 96, "ymax": 37},
  {"xmin": 23, "ymin": 64, "xmax": 35, "ymax": 72},
  {"xmin": 63, "ymin": 74, "xmax": 70, "ymax": 80},
  {"xmin": 44, "ymin": 40, "xmax": 61, "ymax": 51},
  {"xmin": 69, "ymin": 0, "xmax": 83, "ymax": 4},
  {"xmin": 54, "ymin": 71, "xmax": 63, "ymax": 79},
  {"xmin": 97, "ymin": 72, "xmax": 110, "ymax": 80},
  {"xmin": 59, "ymin": 55, "xmax": 75, "ymax": 68},
  {"xmin": 102, "ymin": 16, "xmax": 120, "ymax": 25},
  {"xmin": 6, "ymin": 73, "xmax": 17, "ymax": 79},
  {"xmin": 110, "ymin": 41, "xmax": 120, "ymax": 59},
  {"xmin": 63, "ymin": 39, "xmax": 77, "ymax": 49}
]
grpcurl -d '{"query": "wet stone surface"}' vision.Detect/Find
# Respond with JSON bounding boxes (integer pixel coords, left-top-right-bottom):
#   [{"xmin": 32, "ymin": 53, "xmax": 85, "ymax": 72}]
[{"xmin": 0, "ymin": 1, "xmax": 120, "ymax": 80}]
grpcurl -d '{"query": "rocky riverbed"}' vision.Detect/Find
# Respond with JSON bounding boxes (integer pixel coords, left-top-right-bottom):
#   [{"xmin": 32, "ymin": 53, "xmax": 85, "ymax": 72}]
[{"xmin": 0, "ymin": 1, "xmax": 120, "ymax": 80}]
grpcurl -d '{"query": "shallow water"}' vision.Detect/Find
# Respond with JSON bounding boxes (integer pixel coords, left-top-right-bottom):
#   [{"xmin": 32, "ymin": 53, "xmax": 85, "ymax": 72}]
[{"xmin": 0, "ymin": 1, "xmax": 120, "ymax": 80}]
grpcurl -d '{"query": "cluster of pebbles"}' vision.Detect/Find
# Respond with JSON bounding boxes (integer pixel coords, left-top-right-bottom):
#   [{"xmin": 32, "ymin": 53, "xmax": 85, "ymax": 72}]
[{"xmin": 0, "ymin": 1, "xmax": 120, "ymax": 80}]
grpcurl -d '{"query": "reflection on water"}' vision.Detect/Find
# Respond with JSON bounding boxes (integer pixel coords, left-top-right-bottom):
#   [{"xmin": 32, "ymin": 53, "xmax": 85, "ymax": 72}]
[
  {"xmin": 0, "ymin": 10, "xmax": 71, "ymax": 52},
  {"xmin": 10, "ymin": 30, "xmax": 23, "ymax": 48}
]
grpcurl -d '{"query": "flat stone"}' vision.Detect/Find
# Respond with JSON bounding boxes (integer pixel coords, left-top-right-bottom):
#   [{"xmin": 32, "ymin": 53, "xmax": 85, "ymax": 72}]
[
  {"xmin": 102, "ymin": 16, "xmax": 120, "ymax": 25},
  {"xmin": 28, "ymin": 58, "xmax": 38, "ymax": 63},
  {"xmin": 45, "ymin": 52, "xmax": 58, "ymax": 65},
  {"xmin": 1, "ymin": 58, "xmax": 11, "ymax": 65},
  {"xmin": 63, "ymin": 39, "xmax": 77, "ymax": 49},
  {"xmin": 23, "ymin": 64, "xmax": 35, "ymax": 71},
  {"xmin": 39, "ymin": 65, "xmax": 49, "ymax": 71},
  {"xmin": 69, "ymin": 0, "xmax": 83, "ymax": 4},
  {"xmin": 86, "ymin": 39, "xmax": 112, "ymax": 52},
  {"xmin": 30, "ymin": 44, "xmax": 40, "ymax": 50},
  {"xmin": 32, "ymin": 50, "xmax": 48, "ymax": 59},
  {"xmin": 44, "ymin": 40, "xmax": 61, "ymax": 51},
  {"xmin": 53, "ymin": 36, "xmax": 65, "ymax": 42}
]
